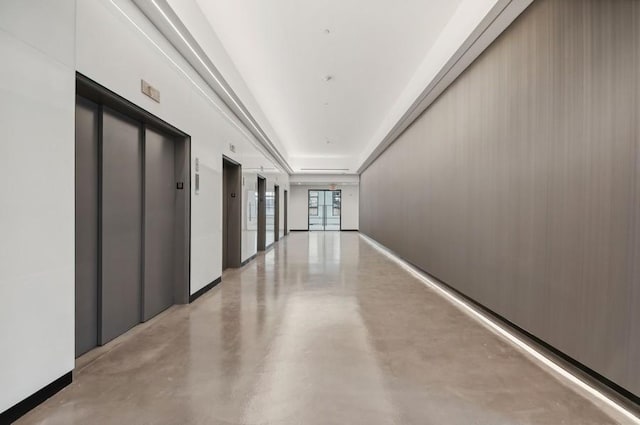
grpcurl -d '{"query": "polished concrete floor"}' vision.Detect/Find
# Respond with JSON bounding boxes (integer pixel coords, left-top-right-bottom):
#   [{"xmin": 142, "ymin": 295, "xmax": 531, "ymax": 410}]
[{"xmin": 18, "ymin": 232, "xmax": 634, "ymax": 424}]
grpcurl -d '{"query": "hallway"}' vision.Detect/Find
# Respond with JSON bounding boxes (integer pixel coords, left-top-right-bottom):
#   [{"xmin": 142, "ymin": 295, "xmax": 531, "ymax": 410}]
[{"xmin": 18, "ymin": 232, "xmax": 628, "ymax": 424}]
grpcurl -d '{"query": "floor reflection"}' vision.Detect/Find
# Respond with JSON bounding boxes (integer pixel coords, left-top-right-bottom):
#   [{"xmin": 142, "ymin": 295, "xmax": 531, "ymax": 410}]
[{"xmin": 17, "ymin": 232, "xmax": 627, "ymax": 425}]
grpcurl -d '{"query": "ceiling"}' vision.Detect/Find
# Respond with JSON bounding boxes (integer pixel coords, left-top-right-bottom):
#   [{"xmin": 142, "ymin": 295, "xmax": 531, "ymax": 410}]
[{"xmin": 194, "ymin": 0, "xmax": 465, "ymax": 173}]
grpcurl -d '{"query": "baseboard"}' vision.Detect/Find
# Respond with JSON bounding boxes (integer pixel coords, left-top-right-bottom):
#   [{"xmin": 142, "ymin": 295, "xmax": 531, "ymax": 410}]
[
  {"xmin": 340, "ymin": 229, "xmax": 359, "ymax": 232},
  {"xmin": 0, "ymin": 371, "xmax": 72, "ymax": 423},
  {"xmin": 241, "ymin": 254, "xmax": 257, "ymax": 267},
  {"xmin": 189, "ymin": 276, "xmax": 222, "ymax": 303},
  {"xmin": 290, "ymin": 229, "xmax": 308, "ymax": 232}
]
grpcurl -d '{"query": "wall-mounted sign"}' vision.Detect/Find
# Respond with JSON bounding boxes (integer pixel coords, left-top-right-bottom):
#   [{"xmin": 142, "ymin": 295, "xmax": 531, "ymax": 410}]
[
  {"xmin": 229, "ymin": 143, "xmax": 236, "ymax": 153},
  {"xmin": 141, "ymin": 79, "xmax": 160, "ymax": 103}
]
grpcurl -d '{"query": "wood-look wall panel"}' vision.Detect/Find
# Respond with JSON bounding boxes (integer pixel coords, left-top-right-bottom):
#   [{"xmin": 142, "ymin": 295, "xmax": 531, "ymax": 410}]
[
  {"xmin": 632, "ymin": 0, "xmax": 640, "ymax": 393},
  {"xmin": 360, "ymin": 0, "xmax": 640, "ymax": 396}
]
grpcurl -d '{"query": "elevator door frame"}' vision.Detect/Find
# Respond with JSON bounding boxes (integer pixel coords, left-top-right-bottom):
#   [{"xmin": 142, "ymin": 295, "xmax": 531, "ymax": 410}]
[
  {"xmin": 308, "ymin": 189, "xmax": 342, "ymax": 231},
  {"xmin": 75, "ymin": 96, "xmax": 100, "ymax": 357},
  {"xmin": 76, "ymin": 73, "xmax": 191, "ymax": 352}
]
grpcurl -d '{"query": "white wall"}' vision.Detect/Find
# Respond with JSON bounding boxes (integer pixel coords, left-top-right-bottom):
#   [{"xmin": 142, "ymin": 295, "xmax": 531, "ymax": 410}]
[
  {"xmin": 290, "ymin": 184, "xmax": 359, "ymax": 231},
  {"xmin": 76, "ymin": 0, "xmax": 289, "ymax": 290},
  {"xmin": 289, "ymin": 174, "xmax": 360, "ymax": 186},
  {"xmin": 0, "ymin": 0, "xmax": 76, "ymax": 412},
  {"xmin": 1, "ymin": 0, "xmax": 290, "ymax": 413},
  {"xmin": 166, "ymin": 0, "xmax": 290, "ymax": 161},
  {"xmin": 265, "ymin": 169, "xmax": 288, "ymax": 246},
  {"xmin": 240, "ymin": 167, "xmax": 288, "ymax": 261}
]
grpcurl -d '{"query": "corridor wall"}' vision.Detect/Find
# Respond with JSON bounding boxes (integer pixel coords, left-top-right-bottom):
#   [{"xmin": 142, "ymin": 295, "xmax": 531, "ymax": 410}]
[
  {"xmin": 0, "ymin": 0, "xmax": 76, "ymax": 413},
  {"xmin": 0, "ymin": 0, "xmax": 289, "ymax": 416},
  {"xmin": 360, "ymin": 0, "xmax": 640, "ymax": 397},
  {"xmin": 76, "ymin": 0, "xmax": 289, "ymax": 286}
]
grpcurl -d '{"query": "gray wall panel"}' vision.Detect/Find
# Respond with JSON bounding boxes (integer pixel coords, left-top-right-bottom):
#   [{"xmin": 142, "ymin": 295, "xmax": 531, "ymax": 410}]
[
  {"xmin": 101, "ymin": 108, "xmax": 142, "ymax": 344},
  {"xmin": 144, "ymin": 128, "xmax": 176, "ymax": 320},
  {"xmin": 360, "ymin": 0, "xmax": 640, "ymax": 396},
  {"xmin": 628, "ymin": 12, "xmax": 640, "ymax": 391}
]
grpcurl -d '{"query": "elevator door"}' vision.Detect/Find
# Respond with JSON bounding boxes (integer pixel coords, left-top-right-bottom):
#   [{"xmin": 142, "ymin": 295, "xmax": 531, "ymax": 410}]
[
  {"xmin": 144, "ymin": 127, "xmax": 176, "ymax": 321},
  {"xmin": 309, "ymin": 190, "xmax": 341, "ymax": 231},
  {"xmin": 75, "ymin": 97, "xmax": 99, "ymax": 357},
  {"xmin": 257, "ymin": 177, "xmax": 266, "ymax": 251},
  {"xmin": 75, "ymin": 81, "xmax": 191, "ymax": 354},
  {"xmin": 223, "ymin": 158, "xmax": 242, "ymax": 269},
  {"xmin": 284, "ymin": 190, "xmax": 288, "ymax": 235},
  {"xmin": 101, "ymin": 108, "xmax": 143, "ymax": 344},
  {"xmin": 274, "ymin": 185, "xmax": 280, "ymax": 241}
]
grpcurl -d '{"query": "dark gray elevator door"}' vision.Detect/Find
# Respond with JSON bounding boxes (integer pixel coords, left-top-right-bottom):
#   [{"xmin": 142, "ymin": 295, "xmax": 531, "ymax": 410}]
[
  {"xmin": 223, "ymin": 159, "xmax": 242, "ymax": 269},
  {"xmin": 284, "ymin": 190, "xmax": 288, "ymax": 235},
  {"xmin": 274, "ymin": 185, "xmax": 280, "ymax": 241},
  {"xmin": 101, "ymin": 108, "xmax": 142, "ymax": 344},
  {"xmin": 144, "ymin": 128, "xmax": 176, "ymax": 320},
  {"xmin": 75, "ymin": 97, "xmax": 99, "ymax": 357},
  {"xmin": 257, "ymin": 177, "xmax": 266, "ymax": 251}
]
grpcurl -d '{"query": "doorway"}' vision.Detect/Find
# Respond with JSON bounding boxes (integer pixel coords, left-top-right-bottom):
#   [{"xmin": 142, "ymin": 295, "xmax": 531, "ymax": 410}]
[
  {"xmin": 257, "ymin": 176, "xmax": 267, "ymax": 251},
  {"xmin": 308, "ymin": 190, "xmax": 341, "ymax": 231},
  {"xmin": 75, "ymin": 75, "xmax": 190, "ymax": 357},
  {"xmin": 223, "ymin": 157, "xmax": 242, "ymax": 270}
]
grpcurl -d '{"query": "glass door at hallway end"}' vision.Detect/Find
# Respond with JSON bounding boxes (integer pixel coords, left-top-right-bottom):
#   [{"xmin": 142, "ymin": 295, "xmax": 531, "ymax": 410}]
[{"xmin": 308, "ymin": 190, "xmax": 341, "ymax": 231}]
